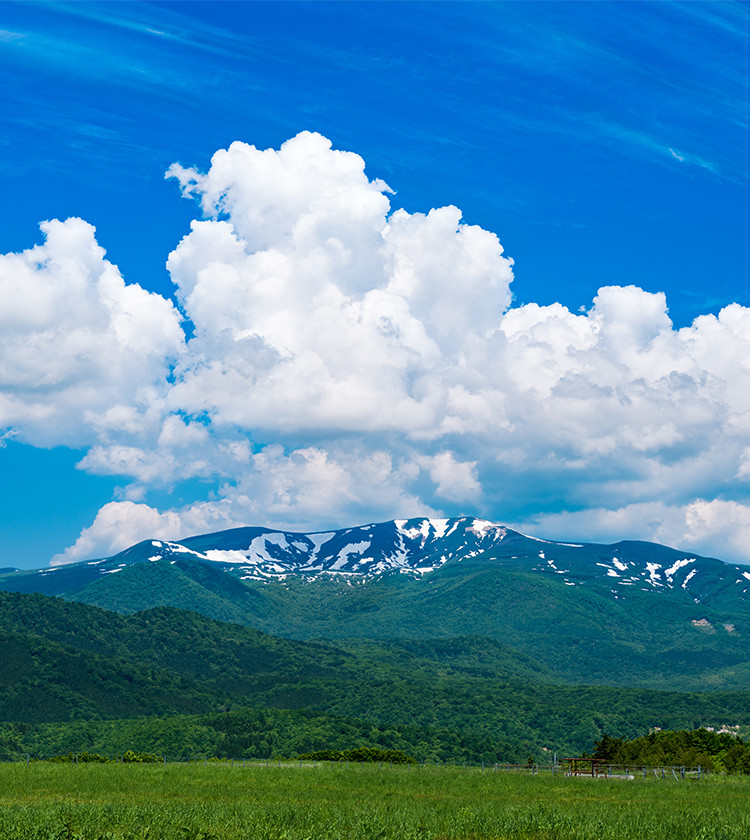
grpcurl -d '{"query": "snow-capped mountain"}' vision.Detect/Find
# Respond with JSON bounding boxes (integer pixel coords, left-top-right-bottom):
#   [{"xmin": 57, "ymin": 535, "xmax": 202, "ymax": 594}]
[
  {"xmin": 5, "ymin": 517, "xmax": 750, "ymax": 690},
  {"xmin": 179, "ymin": 517, "xmax": 514, "ymax": 579},
  {"xmin": 2, "ymin": 516, "xmax": 747, "ymax": 608}
]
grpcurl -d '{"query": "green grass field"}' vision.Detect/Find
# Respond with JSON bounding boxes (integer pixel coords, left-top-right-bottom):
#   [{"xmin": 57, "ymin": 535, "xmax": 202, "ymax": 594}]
[{"xmin": 0, "ymin": 761, "xmax": 747, "ymax": 840}]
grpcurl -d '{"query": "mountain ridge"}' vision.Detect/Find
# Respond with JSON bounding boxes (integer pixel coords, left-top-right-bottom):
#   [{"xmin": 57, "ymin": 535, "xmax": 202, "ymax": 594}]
[
  {"xmin": 3, "ymin": 517, "xmax": 750, "ymax": 690},
  {"xmin": 2, "ymin": 516, "xmax": 742, "ymax": 600}
]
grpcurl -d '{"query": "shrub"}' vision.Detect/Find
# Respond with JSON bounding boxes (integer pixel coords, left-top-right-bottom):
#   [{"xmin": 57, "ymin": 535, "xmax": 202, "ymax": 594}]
[
  {"xmin": 121, "ymin": 750, "xmax": 159, "ymax": 763},
  {"xmin": 45, "ymin": 752, "xmax": 110, "ymax": 763},
  {"xmin": 298, "ymin": 747, "xmax": 415, "ymax": 764}
]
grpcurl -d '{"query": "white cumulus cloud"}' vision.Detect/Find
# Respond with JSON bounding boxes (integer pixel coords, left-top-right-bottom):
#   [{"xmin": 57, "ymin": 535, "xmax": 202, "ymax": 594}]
[
  {"xmin": 0, "ymin": 218, "xmax": 184, "ymax": 447},
  {"xmin": 516, "ymin": 499, "xmax": 750, "ymax": 566},
  {"xmin": 164, "ymin": 132, "xmax": 513, "ymax": 437},
  {"xmin": 4, "ymin": 133, "xmax": 750, "ymax": 564}
]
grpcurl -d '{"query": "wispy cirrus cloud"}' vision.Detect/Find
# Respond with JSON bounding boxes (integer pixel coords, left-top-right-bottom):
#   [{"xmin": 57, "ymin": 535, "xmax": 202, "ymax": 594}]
[{"xmin": 5, "ymin": 1, "xmax": 750, "ymax": 185}]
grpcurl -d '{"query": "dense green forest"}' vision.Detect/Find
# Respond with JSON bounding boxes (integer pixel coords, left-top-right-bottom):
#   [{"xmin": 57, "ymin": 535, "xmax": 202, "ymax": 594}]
[
  {"xmin": 0, "ymin": 708, "xmax": 527, "ymax": 764},
  {"xmin": 593, "ymin": 727, "xmax": 750, "ymax": 772},
  {"xmin": 7, "ymin": 532, "xmax": 750, "ymax": 691},
  {"xmin": 2, "ymin": 590, "xmax": 750, "ymax": 762},
  {"xmin": 60, "ymin": 556, "xmax": 750, "ymax": 691}
]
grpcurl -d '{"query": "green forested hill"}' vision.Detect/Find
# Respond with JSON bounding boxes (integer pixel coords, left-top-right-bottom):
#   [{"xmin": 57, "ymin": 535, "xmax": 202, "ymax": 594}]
[
  {"xmin": 51, "ymin": 557, "xmax": 750, "ymax": 691},
  {"xmin": 0, "ymin": 708, "xmax": 521, "ymax": 763},
  {"xmin": 0, "ymin": 629, "xmax": 216, "ymax": 721},
  {"xmin": 2, "ymin": 590, "xmax": 750, "ymax": 760},
  {"xmin": 6, "ymin": 518, "xmax": 750, "ymax": 693}
]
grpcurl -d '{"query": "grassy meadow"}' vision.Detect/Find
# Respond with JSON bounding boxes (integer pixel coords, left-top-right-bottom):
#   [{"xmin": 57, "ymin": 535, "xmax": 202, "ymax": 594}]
[{"xmin": 0, "ymin": 760, "xmax": 748, "ymax": 840}]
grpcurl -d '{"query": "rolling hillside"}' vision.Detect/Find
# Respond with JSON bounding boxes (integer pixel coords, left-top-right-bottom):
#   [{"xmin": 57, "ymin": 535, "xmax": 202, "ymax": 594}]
[
  {"xmin": 2, "ymin": 590, "xmax": 750, "ymax": 760},
  {"xmin": 2, "ymin": 518, "xmax": 749, "ymax": 690}
]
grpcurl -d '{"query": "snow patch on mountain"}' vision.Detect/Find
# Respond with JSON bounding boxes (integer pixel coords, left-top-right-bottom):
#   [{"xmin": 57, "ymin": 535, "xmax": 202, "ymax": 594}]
[
  {"xmin": 467, "ymin": 519, "xmax": 501, "ymax": 538},
  {"xmin": 646, "ymin": 563, "xmax": 663, "ymax": 586},
  {"xmin": 612, "ymin": 558, "xmax": 627, "ymax": 571},
  {"xmin": 682, "ymin": 569, "xmax": 697, "ymax": 588},
  {"xmin": 521, "ymin": 533, "xmax": 550, "ymax": 544},
  {"xmin": 665, "ymin": 558, "xmax": 695, "ymax": 578},
  {"xmin": 14, "ymin": 516, "xmax": 748, "ymax": 613},
  {"xmin": 205, "ymin": 549, "xmax": 249, "ymax": 564},
  {"xmin": 332, "ymin": 542, "xmax": 370, "ymax": 569}
]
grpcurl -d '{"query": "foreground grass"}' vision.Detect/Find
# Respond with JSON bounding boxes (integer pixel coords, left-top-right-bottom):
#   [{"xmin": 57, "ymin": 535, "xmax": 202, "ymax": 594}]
[{"xmin": 0, "ymin": 761, "xmax": 747, "ymax": 839}]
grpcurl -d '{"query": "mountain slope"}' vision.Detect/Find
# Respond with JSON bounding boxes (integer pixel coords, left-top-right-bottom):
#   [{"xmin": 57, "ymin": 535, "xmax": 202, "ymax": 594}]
[
  {"xmin": 0, "ymin": 629, "xmax": 217, "ymax": 722},
  {"xmin": 4, "ymin": 590, "xmax": 750, "ymax": 759},
  {"xmin": 3, "ymin": 517, "xmax": 750, "ymax": 689}
]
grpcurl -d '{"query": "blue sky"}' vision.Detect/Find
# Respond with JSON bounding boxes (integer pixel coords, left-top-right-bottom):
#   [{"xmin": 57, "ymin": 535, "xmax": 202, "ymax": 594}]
[{"xmin": 2, "ymin": 1, "xmax": 750, "ymax": 568}]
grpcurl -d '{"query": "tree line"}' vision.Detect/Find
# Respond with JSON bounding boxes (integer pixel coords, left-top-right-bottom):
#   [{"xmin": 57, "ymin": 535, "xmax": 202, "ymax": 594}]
[{"xmin": 592, "ymin": 728, "xmax": 750, "ymax": 772}]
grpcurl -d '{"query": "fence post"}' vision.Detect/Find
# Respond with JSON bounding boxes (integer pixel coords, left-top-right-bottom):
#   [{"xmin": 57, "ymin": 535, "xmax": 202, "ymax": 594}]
[{"xmin": 26, "ymin": 754, "xmax": 29, "ymax": 767}]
